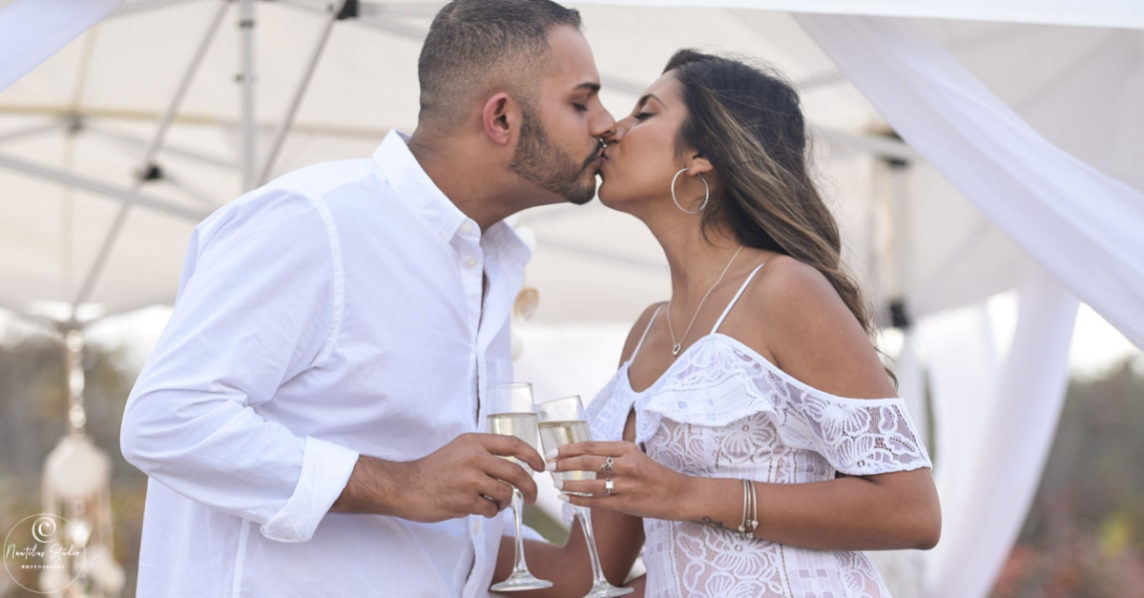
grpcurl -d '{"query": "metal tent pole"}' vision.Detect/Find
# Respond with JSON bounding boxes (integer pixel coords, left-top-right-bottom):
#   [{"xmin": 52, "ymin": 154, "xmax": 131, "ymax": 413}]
[
  {"xmin": 238, "ymin": 0, "xmax": 257, "ymax": 191},
  {"xmin": 142, "ymin": 1, "xmax": 231, "ymax": 167},
  {"xmin": 258, "ymin": 0, "xmax": 347, "ymax": 185},
  {"xmin": 0, "ymin": 152, "xmax": 211, "ymax": 221},
  {"xmin": 0, "ymin": 104, "xmax": 394, "ymax": 140},
  {"xmin": 69, "ymin": 1, "xmax": 230, "ymax": 311},
  {"xmin": 274, "ymin": 0, "xmax": 429, "ymax": 40},
  {"xmin": 0, "ymin": 121, "xmax": 65, "ymax": 144},
  {"xmin": 83, "ymin": 123, "xmax": 237, "ymax": 170}
]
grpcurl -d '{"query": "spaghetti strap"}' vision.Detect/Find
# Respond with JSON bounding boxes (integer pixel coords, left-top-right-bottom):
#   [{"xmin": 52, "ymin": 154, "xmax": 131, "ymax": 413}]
[
  {"xmin": 629, "ymin": 304, "xmax": 664, "ymax": 362},
  {"xmin": 710, "ymin": 263, "xmax": 766, "ymax": 334}
]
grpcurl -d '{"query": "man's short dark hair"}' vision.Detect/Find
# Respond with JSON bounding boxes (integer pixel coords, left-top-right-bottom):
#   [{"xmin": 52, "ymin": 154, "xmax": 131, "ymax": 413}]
[{"xmin": 418, "ymin": 0, "xmax": 581, "ymax": 127}]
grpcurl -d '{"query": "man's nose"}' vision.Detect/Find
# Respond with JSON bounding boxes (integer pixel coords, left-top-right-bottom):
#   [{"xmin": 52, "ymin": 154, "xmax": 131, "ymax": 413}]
[
  {"xmin": 591, "ymin": 107, "xmax": 616, "ymax": 140},
  {"xmin": 602, "ymin": 118, "xmax": 626, "ymax": 145}
]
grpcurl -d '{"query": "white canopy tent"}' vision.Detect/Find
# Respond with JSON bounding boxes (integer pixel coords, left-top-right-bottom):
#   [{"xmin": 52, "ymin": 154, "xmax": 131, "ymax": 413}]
[{"xmin": 1, "ymin": 1, "xmax": 1141, "ymax": 596}]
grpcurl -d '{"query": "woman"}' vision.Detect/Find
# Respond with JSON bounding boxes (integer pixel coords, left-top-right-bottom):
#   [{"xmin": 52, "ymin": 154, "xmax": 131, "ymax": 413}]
[{"xmin": 547, "ymin": 49, "xmax": 941, "ymax": 597}]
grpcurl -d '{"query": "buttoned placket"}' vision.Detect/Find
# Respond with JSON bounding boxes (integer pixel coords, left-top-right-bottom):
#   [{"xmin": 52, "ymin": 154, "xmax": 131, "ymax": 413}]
[
  {"xmin": 463, "ymin": 221, "xmax": 530, "ymax": 598},
  {"xmin": 445, "ymin": 221, "xmax": 482, "ymax": 429},
  {"xmin": 375, "ymin": 129, "xmax": 531, "ymax": 595},
  {"xmin": 450, "ymin": 218, "xmax": 489, "ymax": 591}
]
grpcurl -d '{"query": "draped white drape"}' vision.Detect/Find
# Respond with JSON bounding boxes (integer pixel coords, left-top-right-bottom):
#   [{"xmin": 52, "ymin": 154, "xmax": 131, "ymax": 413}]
[
  {"xmin": 794, "ymin": 13, "xmax": 1144, "ymax": 350},
  {"xmin": 796, "ymin": 13, "xmax": 1142, "ymax": 597},
  {"xmin": 0, "ymin": 0, "xmax": 125, "ymax": 91},
  {"xmin": 909, "ymin": 273, "xmax": 1077, "ymax": 597}
]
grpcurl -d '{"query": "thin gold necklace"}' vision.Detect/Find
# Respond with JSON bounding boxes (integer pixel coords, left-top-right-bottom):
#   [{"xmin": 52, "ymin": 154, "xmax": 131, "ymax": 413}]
[{"xmin": 667, "ymin": 245, "xmax": 745, "ymax": 356}]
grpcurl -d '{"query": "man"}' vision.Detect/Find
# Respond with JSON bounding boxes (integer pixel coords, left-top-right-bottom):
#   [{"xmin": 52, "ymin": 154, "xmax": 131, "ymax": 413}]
[{"xmin": 119, "ymin": 1, "xmax": 614, "ymax": 596}]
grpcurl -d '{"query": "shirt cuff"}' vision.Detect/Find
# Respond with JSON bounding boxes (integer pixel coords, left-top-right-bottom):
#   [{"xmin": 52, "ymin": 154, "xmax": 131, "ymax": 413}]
[{"xmin": 259, "ymin": 436, "xmax": 359, "ymax": 543}]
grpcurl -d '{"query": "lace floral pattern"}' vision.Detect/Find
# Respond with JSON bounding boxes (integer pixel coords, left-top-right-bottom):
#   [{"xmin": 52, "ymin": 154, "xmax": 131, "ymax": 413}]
[{"xmin": 587, "ymin": 334, "xmax": 932, "ymax": 597}]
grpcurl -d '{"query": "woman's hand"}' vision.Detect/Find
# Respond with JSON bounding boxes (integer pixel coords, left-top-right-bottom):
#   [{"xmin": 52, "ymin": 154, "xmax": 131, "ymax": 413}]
[{"xmin": 550, "ymin": 440, "xmax": 691, "ymax": 521}]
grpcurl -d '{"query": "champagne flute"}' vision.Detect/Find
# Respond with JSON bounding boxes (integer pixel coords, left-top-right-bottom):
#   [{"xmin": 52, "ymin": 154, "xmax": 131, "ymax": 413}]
[
  {"xmin": 486, "ymin": 382, "xmax": 553, "ymax": 591},
  {"xmin": 536, "ymin": 395, "xmax": 633, "ymax": 598}
]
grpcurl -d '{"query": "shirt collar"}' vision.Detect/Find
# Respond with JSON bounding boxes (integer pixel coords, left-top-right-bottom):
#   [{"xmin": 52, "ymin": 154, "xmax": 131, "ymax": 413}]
[
  {"xmin": 484, "ymin": 219, "xmax": 531, "ymax": 273},
  {"xmin": 374, "ymin": 129, "xmax": 466, "ymax": 242},
  {"xmin": 373, "ymin": 129, "xmax": 531, "ymax": 269}
]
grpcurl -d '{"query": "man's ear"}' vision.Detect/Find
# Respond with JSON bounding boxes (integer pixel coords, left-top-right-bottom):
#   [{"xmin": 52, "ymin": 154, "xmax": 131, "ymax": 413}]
[
  {"xmin": 481, "ymin": 92, "xmax": 518, "ymax": 146},
  {"xmin": 685, "ymin": 152, "xmax": 714, "ymax": 177}
]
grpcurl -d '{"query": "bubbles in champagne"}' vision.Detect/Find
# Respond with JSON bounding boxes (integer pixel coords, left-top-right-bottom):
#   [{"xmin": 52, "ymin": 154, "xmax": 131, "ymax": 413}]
[
  {"xmin": 487, "ymin": 412, "xmax": 541, "ymax": 453},
  {"xmin": 538, "ymin": 420, "xmax": 596, "ymax": 482}
]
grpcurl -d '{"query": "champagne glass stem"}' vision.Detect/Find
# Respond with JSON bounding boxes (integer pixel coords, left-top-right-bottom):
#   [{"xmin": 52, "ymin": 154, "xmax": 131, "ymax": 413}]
[
  {"xmin": 576, "ymin": 506, "xmax": 608, "ymax": 587},
  {"xmin": 509, "ymin": 488, "xmax": 531, "ymax": 575},
  {"xmin": 573, "ymin": 504, "xmax": 633, "ymax": 596}
]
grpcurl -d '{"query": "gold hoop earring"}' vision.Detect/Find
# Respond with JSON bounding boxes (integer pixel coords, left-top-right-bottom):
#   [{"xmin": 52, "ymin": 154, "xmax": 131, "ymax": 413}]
[{"xmin": 670, "ymin": 168, "xmax": 709, "ymax": 215}]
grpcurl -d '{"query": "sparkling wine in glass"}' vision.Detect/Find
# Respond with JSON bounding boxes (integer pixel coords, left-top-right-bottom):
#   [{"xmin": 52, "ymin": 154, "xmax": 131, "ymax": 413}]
[
  {"xmin": 486, "ymin": 382, "xmax": 553, "ymax": 592},
  {"xmin": 537, "ymin": 395, "xmax": 633, "ymax": 598}
]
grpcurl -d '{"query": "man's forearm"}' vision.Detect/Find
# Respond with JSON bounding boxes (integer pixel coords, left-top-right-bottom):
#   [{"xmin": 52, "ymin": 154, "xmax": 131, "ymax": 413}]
[
  {"xmin": 327, "ymin": 433, "xmax": 544, "ymax": 523},
  {"xmin": 330, "ymin": 454, "xmax": 409, "ymax": 515}
]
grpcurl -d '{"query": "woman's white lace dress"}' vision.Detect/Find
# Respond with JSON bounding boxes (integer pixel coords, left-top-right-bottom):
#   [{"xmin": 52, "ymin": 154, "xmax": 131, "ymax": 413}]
[{"xmin": 586, "ymin": 267, "xmax": 932, "ymax": 598}]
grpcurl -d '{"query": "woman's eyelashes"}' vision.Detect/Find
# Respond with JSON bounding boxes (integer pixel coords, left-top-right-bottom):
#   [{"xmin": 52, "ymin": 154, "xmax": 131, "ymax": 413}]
[{"xmin": 634, "ymin": 111, "xmax": 653, "ymax": 121}]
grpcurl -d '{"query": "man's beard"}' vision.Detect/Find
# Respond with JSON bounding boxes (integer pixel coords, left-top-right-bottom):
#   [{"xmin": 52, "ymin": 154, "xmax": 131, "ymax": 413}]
[{"xmin": 509, "ymin": 108, "xmax": 599, "ymax": 206}]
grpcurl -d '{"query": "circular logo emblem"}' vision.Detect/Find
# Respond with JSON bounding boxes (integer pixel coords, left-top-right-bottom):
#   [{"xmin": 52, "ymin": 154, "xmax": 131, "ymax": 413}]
[
  {"xmin": 3, "ymin": 513, "xmax": 86, "ymax": 593},
  {"xmin": 30, "ymin": 517, "xmax": 57, "ymax": 544}
]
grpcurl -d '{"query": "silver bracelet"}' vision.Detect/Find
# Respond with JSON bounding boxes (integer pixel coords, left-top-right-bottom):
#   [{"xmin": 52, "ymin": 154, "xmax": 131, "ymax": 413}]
[
  {"xmin": 737, "ymin": 479, "xmax": 750, "ymax": 534},
  {"xmin": 737, "ymin": 479, "xmax": 758, "ymax": 535},
  {"xmin": 747, "ymin": 480, "xmax": 759, "ymax": 533}
]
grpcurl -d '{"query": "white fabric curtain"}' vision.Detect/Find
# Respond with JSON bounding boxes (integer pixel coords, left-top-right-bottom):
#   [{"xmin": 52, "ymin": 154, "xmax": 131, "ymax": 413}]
[
  {"xmin": 793, "ymin": 13, "xmax": 1136, "ymax": 596},
  {"xmin": 0, "ymin": 0, "xmax": 125, "ymax": 91},
  {"xmin": 917, "ymin": 273, "xmax": 1077, "ymax": 597},
  {"xmin": 794, "ymin": 13, "xmax": 1144, "ymax": 349}
]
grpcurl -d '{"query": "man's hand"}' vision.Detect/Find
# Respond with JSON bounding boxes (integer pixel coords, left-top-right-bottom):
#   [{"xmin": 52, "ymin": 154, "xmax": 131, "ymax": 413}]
[{"xmin": 332, "ymin": 433, "xmax": 545, "ymax": 521}]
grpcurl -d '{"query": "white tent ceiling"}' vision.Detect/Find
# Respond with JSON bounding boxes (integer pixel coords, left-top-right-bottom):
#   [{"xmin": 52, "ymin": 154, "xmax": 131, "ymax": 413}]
[{"xmin": 3, "ymin": 0, "xmax": 1139, "ymax": 329}]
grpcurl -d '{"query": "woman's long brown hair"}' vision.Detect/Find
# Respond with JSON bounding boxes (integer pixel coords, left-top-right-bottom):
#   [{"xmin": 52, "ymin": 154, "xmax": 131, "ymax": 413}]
[{"xmin": 667, "ymin": 49, "xmax": 884, "ymax": 363}]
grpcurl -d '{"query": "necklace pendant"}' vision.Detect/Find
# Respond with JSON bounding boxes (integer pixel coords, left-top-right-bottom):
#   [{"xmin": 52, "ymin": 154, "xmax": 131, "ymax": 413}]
[{"xmin": 672, "ymin": 343, "xmax": 682, "ymax": 356}]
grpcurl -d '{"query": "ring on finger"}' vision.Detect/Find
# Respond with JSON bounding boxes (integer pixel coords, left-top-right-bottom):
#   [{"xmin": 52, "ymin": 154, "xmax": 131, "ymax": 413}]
[
  {"xmin": 604, "ymin": 478, "xmax": 614, "ymax": 496},
  {"xmin": 601, "ymin": 456, "xmax": 615, "ymax": 477}
]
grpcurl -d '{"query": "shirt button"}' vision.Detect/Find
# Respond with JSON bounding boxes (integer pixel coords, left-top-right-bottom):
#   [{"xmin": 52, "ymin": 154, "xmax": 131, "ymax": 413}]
[
  {"xmin": 473, "ymin": 521, "xmax": 480, "ymax": 533},
  {"xmin": 438, "ymin": 231, "xmax": 448, "ymax": 240},
  {"xmin": 461, "ymin": 221, "xmax": 474, "ymax": 234},
  {"xmin": 465, "ymin": 258, "xmax": 478, "ymax": 268}
]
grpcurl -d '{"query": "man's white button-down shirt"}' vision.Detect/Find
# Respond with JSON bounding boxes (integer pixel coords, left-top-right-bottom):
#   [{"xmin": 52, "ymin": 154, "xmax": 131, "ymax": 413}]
[{"xmin": 122, "ymin": 130, "xmax": 530, "ymax": 597}]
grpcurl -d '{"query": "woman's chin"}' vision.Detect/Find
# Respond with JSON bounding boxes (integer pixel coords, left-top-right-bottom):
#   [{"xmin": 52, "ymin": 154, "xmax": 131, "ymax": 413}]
[
  {"xmin": 597, "ymin": 177, "xmax": 644, "ymax": 213},
  {"xmin": 595, "ymin": 187, "xmax": 620, "ymax": 210}
]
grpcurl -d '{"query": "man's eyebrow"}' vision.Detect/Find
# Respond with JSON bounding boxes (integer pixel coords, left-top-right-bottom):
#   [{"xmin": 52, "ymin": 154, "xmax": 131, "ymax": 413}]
[{"xmin": 575, "ymin": 82, "xmax": 601, "ymax": 94}]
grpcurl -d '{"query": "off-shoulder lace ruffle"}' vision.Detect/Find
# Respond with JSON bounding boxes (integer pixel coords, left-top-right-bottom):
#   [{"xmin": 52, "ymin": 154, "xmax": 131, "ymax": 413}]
[
  {"xmin": 631, "ymin": 334, "xmax": 931, "ymax": 476},
  {"xmin": 580, "ymin": 290, "xmax": 924, "ymax": 596}
]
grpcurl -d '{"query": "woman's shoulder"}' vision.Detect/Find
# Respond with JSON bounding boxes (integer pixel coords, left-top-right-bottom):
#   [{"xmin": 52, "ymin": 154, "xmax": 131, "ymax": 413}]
[
  {"xmin": 732, "ymin": 255, "xmax": 894, "ymax": 399},
  {"xmin": 723, "ymin": 255, "xmax": 847, "ymax": 345},
  {"xmin": 751, "ymin": 255, "xmax": 838, "ymax": 307},
  {"xmin": 735, "ymin": 255, "xmax": 856, "ymax": 340}
]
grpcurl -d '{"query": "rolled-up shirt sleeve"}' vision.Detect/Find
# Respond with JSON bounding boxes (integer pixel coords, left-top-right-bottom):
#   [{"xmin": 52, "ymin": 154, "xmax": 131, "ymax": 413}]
[{"xmin": 121, "ymin": 188, "xmax": 357, "ymax": 543}]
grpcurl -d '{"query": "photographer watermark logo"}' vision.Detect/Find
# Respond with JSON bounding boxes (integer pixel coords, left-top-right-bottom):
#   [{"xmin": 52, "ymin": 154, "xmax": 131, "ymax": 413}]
[{"xmin": 3, "ymin": 514, "xmax": 86, "ymax": 593}]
